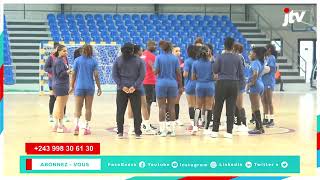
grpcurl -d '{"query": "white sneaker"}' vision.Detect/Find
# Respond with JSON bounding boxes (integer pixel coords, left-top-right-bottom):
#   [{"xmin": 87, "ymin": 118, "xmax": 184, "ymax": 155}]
[
  {"xmin": 175, "ymin": 119, "xmax": 184, "ymax": 126},
  {"xmin": 170, "ymin": 131, "xmax": 176, "ymax": 137},
  {"xmin": 224, "ymin": 132, "xmax": 233, "ymax": 139},
  {"xmin": 237, "ymin": 125, "xmax": 249, "ymax": 132},
  {"xmin": 57, "ymin": 127, "xmax": 64, "ymax": 133},
  {"xmin": 210, "ymin": 131, "xmax": 218, "ymax": 138},
  {"xmin": 159, "ymin": 131, "xmax": 167, "ymax": 137},
  {"xmin": 128, "ymin": 126, "xmax": 135, "ymax": 135},
  {"xmin": 63, "ymin": 116, "xmax": 70, "ymax": 122},
  {"xmin": 170, "ymin": 121, "xmax": 176, "ymax": 137},
  {"xmin": 143, "ymin": 128, "xmax": 157, "ymax": 135},
  {"xmin": 191, "ymin": 126, "xmax": 198, "ymax": 135},
  {"xmin": 203, "ymin": 129, "xmax": 211, "ymax": 135},
  {"xmin": 49, "ymin": 115, "xmax": 54, "ymax": 122},
  {"xmin": 233, "ymin": 125, "xmax": 239, "ymax": 133}
]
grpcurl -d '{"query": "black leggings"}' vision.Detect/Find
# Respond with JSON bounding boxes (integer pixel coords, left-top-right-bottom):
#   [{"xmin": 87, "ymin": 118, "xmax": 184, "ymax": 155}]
[{"xmin": 49, "ymin": 87, "xmax": 66, "ymax": 116}]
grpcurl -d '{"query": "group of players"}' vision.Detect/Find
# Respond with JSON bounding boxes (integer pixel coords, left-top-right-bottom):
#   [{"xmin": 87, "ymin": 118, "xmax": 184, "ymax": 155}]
[
  {"xmin": 112, "ymin": 37, "xmax": 277, "ymax": 139},
  {"xmin": 45, "ymin": 36, "xmax": 277, "ymax": 139}
]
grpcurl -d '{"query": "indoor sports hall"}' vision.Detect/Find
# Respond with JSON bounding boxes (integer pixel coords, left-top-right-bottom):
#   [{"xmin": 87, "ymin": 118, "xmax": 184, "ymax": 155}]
[{"xmin": 3, "ymin": 4, "xmax": 317, "ymax": 175}]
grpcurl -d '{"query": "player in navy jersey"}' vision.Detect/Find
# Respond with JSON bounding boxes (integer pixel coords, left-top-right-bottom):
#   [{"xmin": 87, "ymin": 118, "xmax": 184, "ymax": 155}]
[
  {"xmin": 44, "ymin": 42, "xmax": 69, "ymax": 123},
  {"xmin": 51, "ymin": 45, "xmax": 72, "ymax": 133},
  {"xmin": 154, "ymin": 40, "xmax": 183, "ymax": 137},
  {"xmin": 261, "ymin": 44, "xmax": 277, "ymax": 128},
  {"xmin": 191, "ymin": 45, "xmax": 215, "ymax": 135},
  {"xmin": 232, "ymin": 43, "xmax": 249, "ymax": 132},
  {"xmin": 247, "ymin": 47, "xmax": 267, "ymax": 134},
  {"xmin": 183, "ymin": 45, "xmax": 198, "ymax": 131}
]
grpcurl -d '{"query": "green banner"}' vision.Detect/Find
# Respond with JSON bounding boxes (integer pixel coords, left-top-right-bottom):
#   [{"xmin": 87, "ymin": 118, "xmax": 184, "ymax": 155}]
[{"xmin": 20, "ymin": 155, "xmax": 300, "ymax": 174}]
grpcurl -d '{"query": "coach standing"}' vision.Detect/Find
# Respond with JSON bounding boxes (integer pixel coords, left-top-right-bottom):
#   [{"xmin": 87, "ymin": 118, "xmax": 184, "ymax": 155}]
[
  {"xmin": 112, "ymin": 43, "xmax": 146, "ymax": 139},
  {"xmin": 211, "ymin": 37, "xmax": 244, "ymax": 139}
]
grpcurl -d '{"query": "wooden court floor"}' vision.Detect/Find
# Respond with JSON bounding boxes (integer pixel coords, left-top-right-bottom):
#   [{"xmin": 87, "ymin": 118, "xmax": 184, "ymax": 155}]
[{"xmin": 3, "ymin": 91, "xmax": 317, "ymax": 176}]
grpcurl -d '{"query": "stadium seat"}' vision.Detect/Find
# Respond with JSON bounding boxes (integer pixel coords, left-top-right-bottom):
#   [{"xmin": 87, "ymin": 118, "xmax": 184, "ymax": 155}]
[
  {"xmin": 113, "ymin": 14, "xmax": 121, "ymax": 21},
  {"xmin": 132, "ymin": 14, "xmax": 140, "ymax": 21},
  {"xmin": 177, "ymin": 15, "xmax": 184, "ymax": 21},
  {"xmin": 195, "ymin": 15, "xmax": 202, "ymax": 21},
  {"xmin": 102, "ymin": 36, "xmax": 112, "ymax": 43},
  {"xmin": 150, "ymin": 14, "xmax": 158, "ymax": 21},
  {"xmin": 141, "ymin": 14, "xmax": 148, "ymax": 21},
  {"xmin": 57, "ymin": 14, "xmax": 65, "ymax": 20},
  {"xmin": 85, "ymin": 14, "xmax": 94, "ymax": 20},
  {"xmin": 103, "ymin": 14, "xmax": 112, "ymax": 21},
  {"xmin": 47, "ymin": 13, "xmax": 247, "ymax": 59},
  {"xmin": 47, "ymin": 14, "xmax": 56, "ymax": 22},
  {"xmin": 94, "ymin": 14, "xmax": 103, "ymax": 21}
]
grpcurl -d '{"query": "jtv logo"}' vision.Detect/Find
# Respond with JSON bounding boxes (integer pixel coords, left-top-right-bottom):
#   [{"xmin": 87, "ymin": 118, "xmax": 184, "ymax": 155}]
[{"xmin": 282, "ymin": 7, "xmax": 306, "ymax": 26}]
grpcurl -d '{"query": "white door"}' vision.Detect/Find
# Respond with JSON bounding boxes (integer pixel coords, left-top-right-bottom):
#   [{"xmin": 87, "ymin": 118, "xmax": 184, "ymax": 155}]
[{"xmin": 299, "ymin": 40, "xmax": 314, "ymax": 82}]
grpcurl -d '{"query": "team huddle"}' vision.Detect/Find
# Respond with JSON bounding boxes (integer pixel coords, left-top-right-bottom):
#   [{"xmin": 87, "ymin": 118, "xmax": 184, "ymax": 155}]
[{"xmin": 45, "ymin": 36, "xmax": 277, "ymax": 139}]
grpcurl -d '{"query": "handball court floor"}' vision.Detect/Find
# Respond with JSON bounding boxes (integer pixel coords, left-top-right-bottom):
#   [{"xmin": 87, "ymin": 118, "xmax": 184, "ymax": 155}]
[{"xmin": 3, "ymin": 84, "xmax": 318, "ymax": 176}]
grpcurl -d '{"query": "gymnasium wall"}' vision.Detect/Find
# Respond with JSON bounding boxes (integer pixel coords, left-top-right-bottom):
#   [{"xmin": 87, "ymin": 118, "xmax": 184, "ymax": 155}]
[
  {"xmin": 4, "ymin": 4, "xmax": 316, "ymax": 65},
  {"xmin": 3, "ymin": 4, "xmax": 245, "ymax": 21},
  {"xmin": 4, "ymin": 4, "xmax": 61, "ymax": 20}
]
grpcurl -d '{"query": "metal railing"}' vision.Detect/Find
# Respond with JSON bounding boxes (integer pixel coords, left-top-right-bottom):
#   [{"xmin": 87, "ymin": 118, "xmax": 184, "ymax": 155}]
[{"xmin": 248, "ymin": 6, "xmax": 308, "ymax": 82}]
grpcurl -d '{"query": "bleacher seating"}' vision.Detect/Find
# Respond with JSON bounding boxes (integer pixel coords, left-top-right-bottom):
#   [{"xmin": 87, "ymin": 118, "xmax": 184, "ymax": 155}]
[
  {"xmin": 47, "ymin": 13, "xmax": 251, "ymax": 58},
  {"xmin": 3, "ymin": 16, "xmax": 15, "ymax": 85}
]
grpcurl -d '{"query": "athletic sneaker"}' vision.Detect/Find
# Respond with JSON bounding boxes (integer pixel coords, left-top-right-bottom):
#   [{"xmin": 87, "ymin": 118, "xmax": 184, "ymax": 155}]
[
  {"xmin": 84, "ymin": 128, "xmax": 91, "ymax": 135},
  {"xmin": 74, "ymin": 125, "xmax": 79, "ymax": 136},
  {"xmin": 52, "ymin": 124, "xmax": 58, "ymax": 132},
  {"xmin": 250, "ymin": 119, "xmax": 255, "ymax": 124},
  {"xmin": 135, "ymin": 134, "xmax": 142, "ymax": 139},
  {"xmin": 266, "ymin": 120, "xmax": 274, "ymax": 128},
  {"xmin": 117, "ymin": 133, "xmax": 124, "ymax": 139},
  {"xmin": 142, "ymin": 126, "xmax": 157, "ymax": 135},
  {"xmin": 210, "ymin": 132, "xmax": 218, "ymax": 138},
  {"xmin": 186, "ymin": 125, "xmax": 193, "ymax": 134},
  {"xmin": 49, "ymin": 115, "xmax": 54, "ymax": 123},
  {"xmin": 64, "ymin": 116, "xmax": 70, "ymax": 122},
  {"xmin": 233, "ymin": 125, "xmax": 239, "ymax": 133},
  {"xmin": 142, "ymin": 123, "xmax": 157, "ymax": 131},
  {"xmin": 191, "ymin": 126, "xmax": 198, "ymax": 135},
  {"xmin": 224, "ymin": 132, "xmax": 233, "ymax": 139},
  {"xmin": 248, "ymin": 128, "xmax": 265, "ymax": 134},
  {"xmin": 262, "ymin": 119, "xmax": 269, "ymax": 126},
  {"xmin": 149, "ymin": 124, "xmax": 157, "ymax": 130},
  {"xmin": 175, "ymin": 119, "xmax": 184, "ymax": 126},
  {"xmin": 128, "ymin": 126, "xmax": 135, "ymax": 135},
  {"xmin": 57, "ymin": 125, "xmax": 69, "ymax": 133},
  {"xmin": 159, "ymin": 131, "xmax": 167, "ymax": 137},
  {"xmin": 237, "ymin": 125, "xmax": 249, "ymax": 132}
]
